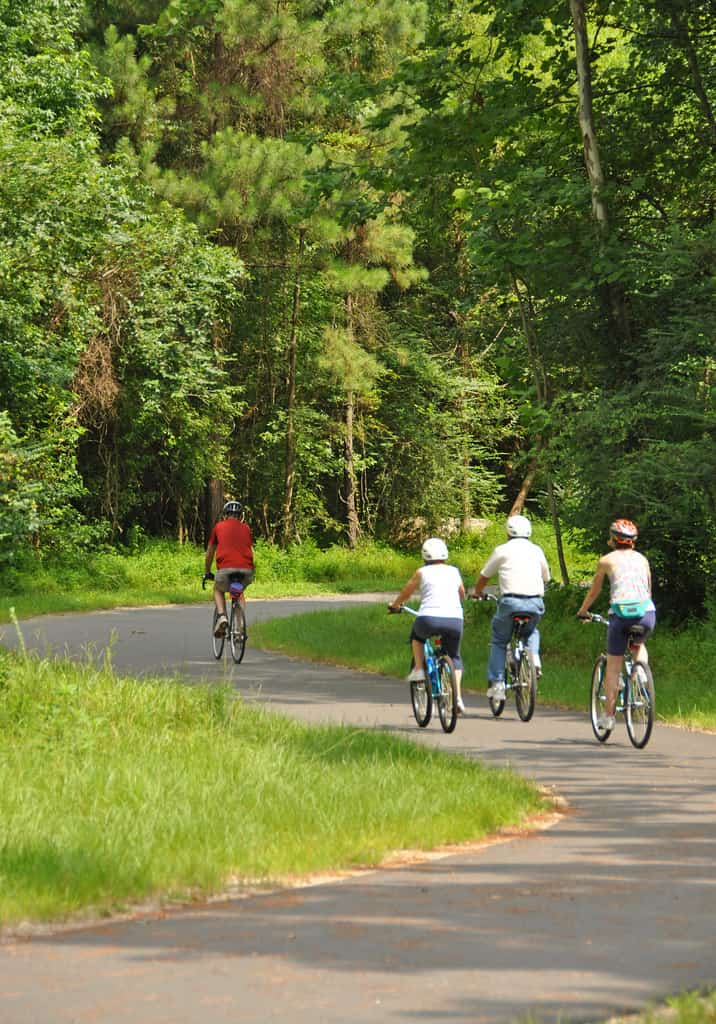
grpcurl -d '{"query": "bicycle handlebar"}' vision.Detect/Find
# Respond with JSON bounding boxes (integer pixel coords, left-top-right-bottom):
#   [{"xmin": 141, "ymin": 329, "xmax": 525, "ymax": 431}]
[
  {"xmin": 388, "ymin": 603, "xmax": 418, "ymax": 616},
  {"xmin": 578, "ymin": 611, "xmax": 608, "ymax": 625}
]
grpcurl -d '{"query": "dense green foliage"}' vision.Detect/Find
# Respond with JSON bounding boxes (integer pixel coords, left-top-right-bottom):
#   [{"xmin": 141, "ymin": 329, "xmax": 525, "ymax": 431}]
[{"xmin": 1, "ymin": 0, "xmax": 714, "ymax": 617}]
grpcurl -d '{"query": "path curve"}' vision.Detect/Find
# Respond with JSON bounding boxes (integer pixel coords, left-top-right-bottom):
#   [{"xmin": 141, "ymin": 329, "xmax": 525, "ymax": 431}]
[{"xmin": 1, "ymin": 598, "xmax": 715, "ymax": 1024}]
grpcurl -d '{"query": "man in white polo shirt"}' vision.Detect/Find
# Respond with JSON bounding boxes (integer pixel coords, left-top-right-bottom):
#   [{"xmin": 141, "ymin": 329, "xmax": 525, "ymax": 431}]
[{"xmin": 472, "ymin": 515, "xmax": 551, "ymax": 701}]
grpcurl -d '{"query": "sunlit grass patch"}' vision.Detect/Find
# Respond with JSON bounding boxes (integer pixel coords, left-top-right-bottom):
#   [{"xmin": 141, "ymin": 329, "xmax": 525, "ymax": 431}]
[
  {"xmin": 0, "ymin": 648, "xmax": 544, "ymax": 927},
  {"xmin": 252, "ymin": 600, "xmax": 716, "ymax": 733}
]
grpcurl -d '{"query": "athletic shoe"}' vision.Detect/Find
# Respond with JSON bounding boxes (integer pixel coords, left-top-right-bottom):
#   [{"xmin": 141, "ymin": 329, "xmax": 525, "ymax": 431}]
[
  {"xmin": 597, "ymin": 713, "xmax": 616, "ymax": 731},
  {"xmin": 457, "ymin": 697, "xmax": 466, "ymax": 714},
  {"xmin": 214, "ymin": 614, "xmax": 228, "ymax": 638},
  {"xmin": 407, "ymin": 667, "xmax": 426, "ymax": 682},
  {"xmin": 487, "ymin": 681, "xmax": 506, "ymax": 701}
]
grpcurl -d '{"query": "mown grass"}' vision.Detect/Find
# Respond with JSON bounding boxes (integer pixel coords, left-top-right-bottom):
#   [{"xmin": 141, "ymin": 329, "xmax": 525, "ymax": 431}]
[
  {"xmin": 630, "ymin": 988, "xmax": 716, "ymax": 1024},
  {"xmin": 251, "ymin": 591, "xmax": 716, "ymax": 732},
  {"xmin": 0, "ymin": 523, "xmax": 595, "ymax": 622},
  {"xmin": 0, "ymin": 646, "xmax": 545, "ymax": 928}
]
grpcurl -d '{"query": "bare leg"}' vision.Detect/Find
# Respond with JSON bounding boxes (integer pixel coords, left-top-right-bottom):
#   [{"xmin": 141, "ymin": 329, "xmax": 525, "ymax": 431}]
[
  {"xmin": 632, "ymin": 643, "xmax": 648, "ymax": 664},
  {"xmin": 411, "ymin": 638, "xmax": 425, "ymax": 672},
  {"xmin": 604, "ymin": 653, "xmax": 623, "ymax": 717},
  {"xmin": 454, "ymin": 668, "xmax": 463, "ymax": 701},
  {"xmin": 213, "ymin": 585, "xmax": 227, "ymax": 617}
]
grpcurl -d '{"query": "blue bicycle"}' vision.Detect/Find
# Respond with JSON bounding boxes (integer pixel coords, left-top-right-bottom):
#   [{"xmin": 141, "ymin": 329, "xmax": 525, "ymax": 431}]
[{"xmin": 398, "ymin": 605, "xmax": 458, "ymax": 733}]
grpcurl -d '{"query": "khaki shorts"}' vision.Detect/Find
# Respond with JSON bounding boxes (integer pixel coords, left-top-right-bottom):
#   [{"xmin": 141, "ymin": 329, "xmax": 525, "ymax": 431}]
[{"xmin": 215, "ymin": 568, "xmax": 254, "ymax": 592}]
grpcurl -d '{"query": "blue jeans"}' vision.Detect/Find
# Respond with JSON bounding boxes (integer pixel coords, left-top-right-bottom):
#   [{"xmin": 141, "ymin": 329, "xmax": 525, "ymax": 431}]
[{"xmin": 487, "ymin": 596, "xmax": 545, "ymax": 683}]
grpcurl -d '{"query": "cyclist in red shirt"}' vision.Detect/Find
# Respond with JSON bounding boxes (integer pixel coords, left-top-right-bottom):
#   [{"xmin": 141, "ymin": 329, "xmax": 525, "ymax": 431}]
[{"xmin": 203, "ymin": 500, "xmax": 255, "ymax": 637}]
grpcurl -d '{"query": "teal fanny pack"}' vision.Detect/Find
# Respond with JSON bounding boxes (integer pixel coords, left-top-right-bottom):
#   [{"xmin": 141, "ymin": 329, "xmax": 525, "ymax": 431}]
[{"xmin": 611, "ymin": 599, "xmax": 651, "ymax": 619}]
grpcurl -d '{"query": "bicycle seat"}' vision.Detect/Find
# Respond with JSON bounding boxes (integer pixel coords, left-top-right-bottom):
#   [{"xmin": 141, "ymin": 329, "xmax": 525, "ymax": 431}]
[
  {"xmin": 628, "ymin": 624, "xmax": 647, "ymax": 642},
  {"xmin": 512, "ymin": 614, "xmax": 532, "ymax": 623}
]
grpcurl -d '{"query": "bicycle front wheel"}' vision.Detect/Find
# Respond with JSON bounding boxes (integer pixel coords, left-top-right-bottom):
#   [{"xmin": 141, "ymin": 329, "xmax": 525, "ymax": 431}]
[
  {"xmin": 212, "ymin": 608, "xmax": 225, "ymax": 659},
  {"xmin": 625, "ymin": 661, "xmax": 654, "ymax": 749},
  {"xmin": 437, "ymin": 655, "xmax": 458, "ymax": 734},
  {"xmin": 229, "ymin": 601, "xmax": 247, "ymax": 664},
  {"xmin": 590, "ymin": 655, "xmax": 611, "ymax": 741},
  {"xmin": 515, "ymin": 651, "xmax": 537, "ymax": 722}
]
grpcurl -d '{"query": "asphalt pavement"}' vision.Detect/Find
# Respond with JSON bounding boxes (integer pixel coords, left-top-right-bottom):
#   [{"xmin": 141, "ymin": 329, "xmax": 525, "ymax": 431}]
[{"xmin": 1, "ymin": 597, "xmax": 715, "ymax": 1024}]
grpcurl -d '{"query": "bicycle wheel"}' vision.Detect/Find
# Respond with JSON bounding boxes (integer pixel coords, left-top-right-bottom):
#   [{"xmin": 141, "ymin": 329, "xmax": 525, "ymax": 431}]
[
  {"xmin": 229, "ymin": 601, "xmax": 247, "ymax": 664},
  {"xmin": 625, "ymin": 661, "xmax": 654, "ymax": 749},
  {"xmin": 515, "ymin": 651, "xmax": 537, "ymax": 722},
  {"xmin": 437, "ymin": 655, "xmax": 458, "ymax": 733},
  {"xmin": 211, "ymin": 608, "xmax": 225, "ymax": 659},
  {"xmin": 590, "ymin": 655, "xmax": 612, "ymax": 741},
  {"xmin": 489, "ymin": 652, "xmax": 510, "ymax": 718}
]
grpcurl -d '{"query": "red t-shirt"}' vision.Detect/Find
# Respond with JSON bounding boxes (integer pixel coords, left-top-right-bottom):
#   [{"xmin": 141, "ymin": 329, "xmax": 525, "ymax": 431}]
[{"xmin": 209, "ymin": 519, "xmax": 254, "ymax": 570}]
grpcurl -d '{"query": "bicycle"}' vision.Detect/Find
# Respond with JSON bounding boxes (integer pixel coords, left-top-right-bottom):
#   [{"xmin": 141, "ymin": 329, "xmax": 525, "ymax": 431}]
[
  {"xmin": 479, "ymin": 593, "xmax": 538, "ymax": 721},
  {"xmin": 580, "ymin": 612, "xmax": 655, "ymax": 748},
  {"xmin": 394, "ymin": 605, "xmax": 458, "ymax": 733},
  {"xmin": 202, "ymin": 573, "xmax": 247, "ymax": 664}
]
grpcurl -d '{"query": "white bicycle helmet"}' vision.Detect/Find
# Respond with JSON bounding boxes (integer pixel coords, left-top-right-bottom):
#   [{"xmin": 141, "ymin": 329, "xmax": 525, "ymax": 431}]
[
  {"xmin": 421, "ymin": 537, "xmax": 448, "ymax": 562},
  {"xmin": 506, "ymin": 514, "xmax": 532, "ymax": 539}
]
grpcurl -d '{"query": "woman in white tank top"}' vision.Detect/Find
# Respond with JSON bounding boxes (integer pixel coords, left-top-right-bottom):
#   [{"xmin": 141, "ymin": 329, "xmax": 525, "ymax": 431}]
[{"xmin": 388, "ymin": 538, "xmax": 467, "ymax": 712}]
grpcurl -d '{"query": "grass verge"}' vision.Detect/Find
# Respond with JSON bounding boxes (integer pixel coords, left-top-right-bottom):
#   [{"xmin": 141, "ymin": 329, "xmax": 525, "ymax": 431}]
[
  {"xmin": 0, "ymin": 525, "xmax": 594, "ymax": 622},
  {"xmin": 608, "ymin": 988, "xmax": 716, "ymax": 1024},
  {"xmin": 0, "ymin": 646, "xmax": 545, "ymax": 929},
  {"xmin": 251, "ymin": 596, "xmax": 716, "ymax": 732}
]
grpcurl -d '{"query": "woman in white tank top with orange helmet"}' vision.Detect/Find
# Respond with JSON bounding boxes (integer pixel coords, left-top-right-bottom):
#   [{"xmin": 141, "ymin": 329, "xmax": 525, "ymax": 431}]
[{"xmin": 577, "ymin": 519, "xmax": 656, "ymax": 731}]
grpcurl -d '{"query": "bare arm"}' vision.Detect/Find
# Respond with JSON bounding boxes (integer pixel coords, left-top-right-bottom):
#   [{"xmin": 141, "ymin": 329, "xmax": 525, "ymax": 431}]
[
  {"xmin": 472, "ymin": 573, "xmax": 490, "ymax": 599},
  {"xmin": 389, "ymin": 570, "xmax": 420, "ymax": 611},
  {"xmin": 577, "ymin": 558, "xmax": 608, "ymax": 616},
  {"xmin": 204, "ymin": 542, "xmax": 217, "ymax": 575}
]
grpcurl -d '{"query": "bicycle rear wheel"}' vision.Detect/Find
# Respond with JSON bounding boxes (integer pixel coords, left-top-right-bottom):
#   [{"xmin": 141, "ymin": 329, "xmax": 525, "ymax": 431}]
[
  {"xmin": 212, "ymin": 608, "xmax": 225, "ymax": 659},
  {"xmin": 229, "ymin": 601, "xmax": 247, "ymax": 664},
  {"xmin": 488, "ymin": 652, "xmax": 510, "ymax": 718},
  {"xmin": 590, "ymin": 655, "xmax": 611, "ymax": 741},
  {"xmin": 437, "ymin": 655, "xmax": 458, "ymax": 733},
  {"xmin": 515, "ymin": 651, "xmax": 537, "ymax": 722},
  {"xmin": 625, "ymin": 661, "xmax": 654, "ymax": 748}
]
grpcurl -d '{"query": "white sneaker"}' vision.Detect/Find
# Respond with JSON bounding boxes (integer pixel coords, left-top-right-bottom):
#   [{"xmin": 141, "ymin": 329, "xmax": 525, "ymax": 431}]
[
  {"xmin": 214, "ymin": 614, "xmax": 228, "ymax": 638},
  {"xmin": 457, "ymin": 697, "xmax": 466, "ymax": 714},
  {"xmin": 407, "ymin": 667, "xmax": 426, "ymax": 682},
  {"xmin": 597, "ymin": 713, "xmax": 616, "ymax": 731},
  {"xmin": 487, "ymin": 682, "xmax": 506, "ymax": 700}
]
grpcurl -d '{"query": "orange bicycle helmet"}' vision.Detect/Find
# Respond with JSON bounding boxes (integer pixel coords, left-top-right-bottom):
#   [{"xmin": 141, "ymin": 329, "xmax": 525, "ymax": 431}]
[{"xmin": 609, "ymin": 519, "xmax": 638, "ymax": 546}]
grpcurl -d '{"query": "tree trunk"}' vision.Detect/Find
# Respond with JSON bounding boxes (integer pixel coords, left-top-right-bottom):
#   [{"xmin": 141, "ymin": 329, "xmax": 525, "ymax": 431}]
[
  {"xmin": 547, "ymin": 478, "xmax": 570, "ymax": 585},
  {"xmin": 509, "ymin": 459, "xmax": 538, "ymax": 515},
  {"xmin": 344, "ymin": 293, "xmax": 360, "ymax": 549},
  {"xmin": 280, "ymin": 229, "xmax": 305, "ymax": 546},
  {"xmin": 668, "ymin": 7, "xmax": 716, "ymax": 149},
  {"xmin": 205, "ymin": 478, "xmax": 224, "ymax": 540},
  {"xmin": 569, "ymin": 0, "xmax": 631, "ymax": 344}
]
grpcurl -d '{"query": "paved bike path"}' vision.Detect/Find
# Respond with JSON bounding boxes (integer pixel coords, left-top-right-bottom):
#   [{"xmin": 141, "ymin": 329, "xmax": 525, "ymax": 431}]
[{"xmin": 1, "ymin": 599, "xmax": 715, "ymax": 1024}]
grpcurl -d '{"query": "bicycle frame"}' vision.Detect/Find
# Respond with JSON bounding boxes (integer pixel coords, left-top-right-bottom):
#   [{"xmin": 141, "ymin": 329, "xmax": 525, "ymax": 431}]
[
  {"xmin": 400, "ymin": 605, "xmax": 442, "ymax": 697},
  {"xmin": 479, "ymin": 593, "xmax": 538, "ymax": 721},
  {"xmin": 583, "ymin": 612, "xmax": 655, "ymax": 748},
  {"xmin": 397, "ymin": 604, "xmax": 458, "ymax": 733}
]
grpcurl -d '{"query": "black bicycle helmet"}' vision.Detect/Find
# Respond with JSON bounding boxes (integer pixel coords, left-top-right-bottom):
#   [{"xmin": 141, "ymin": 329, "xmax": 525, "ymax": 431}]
[{"xmin": 223, "ymin": 500, "xmax": 243, "ymax": 516}]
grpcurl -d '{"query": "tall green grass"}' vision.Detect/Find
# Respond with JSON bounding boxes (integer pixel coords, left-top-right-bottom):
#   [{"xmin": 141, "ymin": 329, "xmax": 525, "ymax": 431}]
[
  {"xmin": 0, "ymin": 647, "xmax": 544, "ymax": 927},
  {"xmin": 252, "ymin": 592, "xmax": 716, "ymax": 732},
  {"xmin": 0, "ymin": 525, "xmax": 595, "ymax": 622}
]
